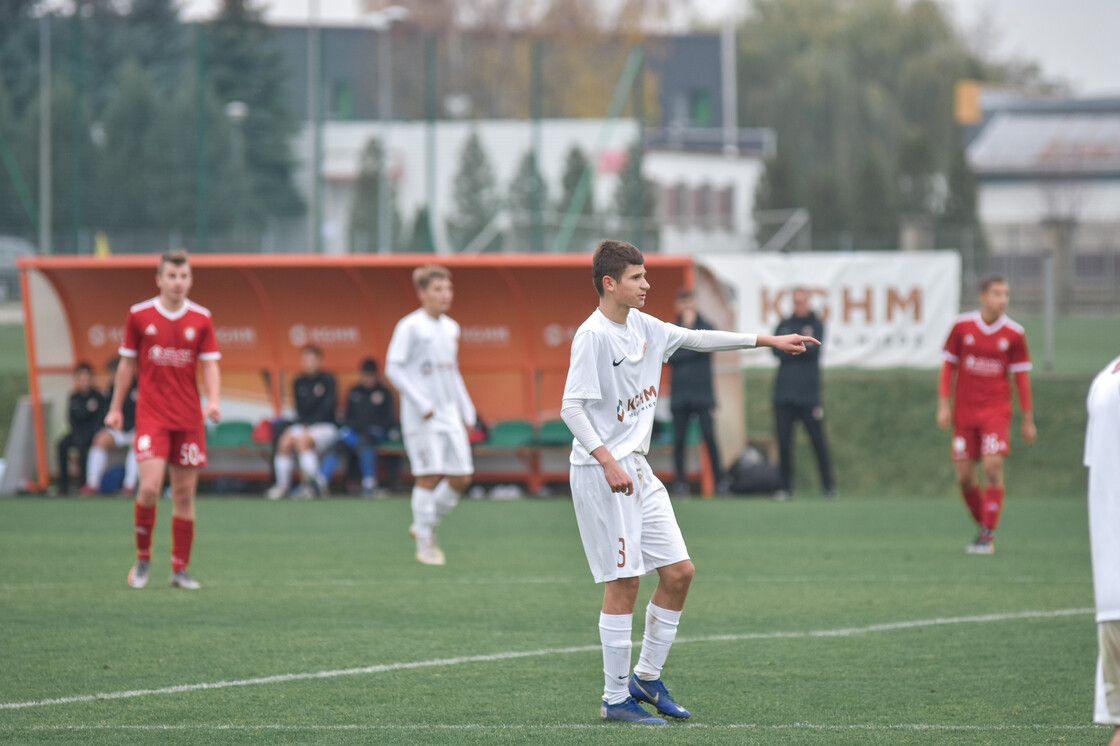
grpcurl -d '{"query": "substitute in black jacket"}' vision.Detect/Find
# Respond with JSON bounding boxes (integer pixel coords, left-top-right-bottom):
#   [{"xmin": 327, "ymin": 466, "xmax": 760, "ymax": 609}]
[
  {"xmin": 772, "ymin": 288, "xmax": 834, "ymax": 499},
  {"xmin": 667, "ymin": 289, "xmax": 727, "ymax": 495},
  {"xmin": 266, "ymin": 345, "xmax": 339, "ymax": 499},
  {"xmin": 318, "ymin": 357, "xmax": 400, "ymax": 496},
  {"xmin": 56, "ymin": 362, "xmax": 105, "ymax": 494}
]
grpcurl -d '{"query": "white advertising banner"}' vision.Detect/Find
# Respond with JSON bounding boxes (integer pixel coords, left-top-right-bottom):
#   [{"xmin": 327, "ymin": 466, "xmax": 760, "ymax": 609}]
[{"xmin": 698, "ymin": 251, "xmax": 961, "ymax": 369}]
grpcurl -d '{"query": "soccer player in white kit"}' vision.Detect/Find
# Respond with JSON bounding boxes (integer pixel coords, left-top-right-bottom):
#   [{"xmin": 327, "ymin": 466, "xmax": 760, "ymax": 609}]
[
  {"xmin": 561, "ymin": 240, "xmax": 819, "ymax": 724},
  {"xmin": 1086, "ymin": 354, "xmax": 1120, "ymax": 745},
  {"xmin": 385, "ymin": 265, "xmax": 476, "ymax": 566}
]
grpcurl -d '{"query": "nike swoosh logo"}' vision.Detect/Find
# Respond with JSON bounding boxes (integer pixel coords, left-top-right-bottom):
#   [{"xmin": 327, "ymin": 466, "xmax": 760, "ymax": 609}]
[
  {"xmin": 635, "ymin": 679, "xmax": 659, "ymax": 703},
  {"xmin": 612, "ymin": 357, "xmax": 625, "ymax": 366}
]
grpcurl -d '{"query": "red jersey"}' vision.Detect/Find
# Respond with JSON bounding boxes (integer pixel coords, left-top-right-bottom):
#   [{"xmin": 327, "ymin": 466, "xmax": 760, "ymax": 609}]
[
  {"xmin": 118, "ymin": 298, "xmax": 220, "ymax": 431},
  {"xmin": 942, "ymin": 311, "xmax": 1031, "ymax": 425}
]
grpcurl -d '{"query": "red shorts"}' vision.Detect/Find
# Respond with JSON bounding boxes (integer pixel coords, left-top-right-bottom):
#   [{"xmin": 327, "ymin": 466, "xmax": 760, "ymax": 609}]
[
  {"xmin": 951, "ymin": 417, "xmax": 1010, "ymax": 461},
  {"xmin": 134, "ymin": 425, "xmax": 208, "ymax": 468}
]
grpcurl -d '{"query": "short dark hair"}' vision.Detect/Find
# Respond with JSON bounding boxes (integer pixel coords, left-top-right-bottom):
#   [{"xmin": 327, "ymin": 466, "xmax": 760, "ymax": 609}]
[
  {"xmin": 592, "ymin": 239, "xmax": 644, "ymax": 296},
  {"xmin": 74, "ymin": 361, "xmax": 93, "ymax": 375},
  {"xmin": 359, "ymin": 357, "xmax": 379, "ymax": 374},
  {"xmin": 158, "ymin": 248, "xmax": 189, "ymax": 275},
  {"xmin": 979, "ymin": 275, "xmax": 1008, "ymax": 292},
  {"xmin": 300, "ymin": 344, "xmax": 323, "ymax": 359}
]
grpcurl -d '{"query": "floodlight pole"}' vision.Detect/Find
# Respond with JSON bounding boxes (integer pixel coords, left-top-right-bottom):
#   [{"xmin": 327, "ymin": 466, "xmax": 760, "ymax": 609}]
[{"xmin": 39, "ymin": 14, "xmax": 52, "ymax": 255}]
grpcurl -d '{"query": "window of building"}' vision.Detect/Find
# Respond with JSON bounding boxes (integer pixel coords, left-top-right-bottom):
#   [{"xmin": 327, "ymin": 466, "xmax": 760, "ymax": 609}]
[
  {"xmin": 689, "ymin": 89, "xmax": 713, "ymax": 127},
  {"xmin": 333, "ymin": 80, "xmax": 354, "ymax": 120}
]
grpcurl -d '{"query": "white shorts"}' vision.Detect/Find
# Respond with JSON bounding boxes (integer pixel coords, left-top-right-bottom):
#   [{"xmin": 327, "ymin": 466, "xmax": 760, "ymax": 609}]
[
  {"xmin": 284, "ymin": 423, "xmax": 339, "ymax": 453},
  {"xmin": 105, "ymin": 428, "xmax": 134, "ymax": 449},
  {"xmin": 1096, "ymin": 621, "xmax": 1120, "ymax": 725},
  {"xmin": 570, "ymin": 453, "xmax": 689, "ymax": 584},
  {"xmin": 403, "ymin": 425, "xmax": 474, "ymax": 477}
]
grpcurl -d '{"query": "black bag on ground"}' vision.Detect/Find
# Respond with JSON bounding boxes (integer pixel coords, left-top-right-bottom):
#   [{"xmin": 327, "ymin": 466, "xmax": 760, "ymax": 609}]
[{"xmin": 728, "ymin": 446, "xmax": 782, "ymax": 495}]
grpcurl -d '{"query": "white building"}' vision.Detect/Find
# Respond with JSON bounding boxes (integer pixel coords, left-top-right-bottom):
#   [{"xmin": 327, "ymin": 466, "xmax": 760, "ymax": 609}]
[{"xmin": 291, "ymin": 118, "xmax": 768, "ymax": 255}]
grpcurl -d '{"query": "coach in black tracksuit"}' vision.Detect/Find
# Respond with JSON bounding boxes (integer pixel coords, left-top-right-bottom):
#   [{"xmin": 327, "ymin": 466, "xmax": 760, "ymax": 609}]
[
  {"xmin": 56, "ymin": 362, "xmax": 104, "ymax": 494},
  {"xmin": 667, "ymin": 289, "xmax": 726, "ymax": 495},
  {"xmin": 772, "ymin": 288, "xmax": 834, "ymax": 499}
]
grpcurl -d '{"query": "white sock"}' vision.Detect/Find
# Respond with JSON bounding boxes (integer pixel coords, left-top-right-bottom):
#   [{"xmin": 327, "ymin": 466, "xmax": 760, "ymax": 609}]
[
  {"xmin": 298, "ymin": 450, "xmax": 320, "ymax": 482},
  {"xmin": 123, "ymin": 450, "xmax": 138, "ymax": 490},
  {"xmin": 432, "ymin": 479, "xmax": 460, "ymax": 520},
  {"xmin": 274, "ymin": 453, "xmax": 294, "ymax": 490},
  {"xmin": 633, "ymin": 603, "xmax": 682, "ymax": 681},
  {"xmin": 599, "ymin": 612, "xmax": 633, "ymax": 705},
  {"xmin": 361, "ymin": 477, "xmax": 376, "ymax": 490},
  {"xmin": 86, "ymin": 446, "xmax": 107, "ymax": 488},
  {"xmin": 411, "ymin": 486, "xmax": 436, "ymax": 548}
]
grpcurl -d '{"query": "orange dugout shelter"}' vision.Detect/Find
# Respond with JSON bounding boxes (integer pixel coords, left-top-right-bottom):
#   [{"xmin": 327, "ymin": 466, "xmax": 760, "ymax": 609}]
[{"xmin": 17, "ymin": 253, "xmax": 743, "ymax": 492}]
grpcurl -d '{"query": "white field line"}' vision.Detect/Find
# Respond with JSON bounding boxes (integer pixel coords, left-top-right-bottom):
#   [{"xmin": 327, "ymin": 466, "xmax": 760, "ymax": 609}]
[
  {"xmin": 0, "ymin": 607, "xmax": 1091, "ymax": 711},
  {"xmin": 1, "ymin": 723, "xmax": 1105, "ymax": 733},
  {"xmin": 0, "ymin": 574, "xmax": 1084, "ymax": 592}
]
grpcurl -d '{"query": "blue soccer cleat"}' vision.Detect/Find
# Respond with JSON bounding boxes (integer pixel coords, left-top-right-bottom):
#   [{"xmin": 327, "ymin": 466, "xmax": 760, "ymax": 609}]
[
  {"xmin": 600, "ymin": 696, "xmax": 667, "ymax": 724},
  {"xmin": 628, "ymin": 674, "xmax": 691, "ymax": 719}
]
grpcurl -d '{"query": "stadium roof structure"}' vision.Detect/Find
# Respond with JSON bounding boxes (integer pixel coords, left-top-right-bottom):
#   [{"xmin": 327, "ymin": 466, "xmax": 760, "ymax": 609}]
[{"xmin": 968, "ymin": 112, "xmax": 1120, "ymax": 179}]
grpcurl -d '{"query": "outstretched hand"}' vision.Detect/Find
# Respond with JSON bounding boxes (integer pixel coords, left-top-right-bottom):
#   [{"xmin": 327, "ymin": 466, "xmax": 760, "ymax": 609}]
[{"xmin": 767, "ymin": 333, "xmax": 821, "ymax": 355}]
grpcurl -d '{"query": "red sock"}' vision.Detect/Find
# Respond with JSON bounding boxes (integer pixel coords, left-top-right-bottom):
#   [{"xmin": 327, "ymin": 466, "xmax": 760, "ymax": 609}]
[
  {"xmin": 981, "ymin": 486, "xmax": 1005, "ymax": 532},
  {"xmin": 134, "ymin": 503, "xmax": 156, "ymax": 561},
  {"xmin": 171, "ymin": 517, "xmax": 194, "ymax": 573},
  {"xmin": 961, "ymin": 486, "xmax": 983, "ymax": 524}
]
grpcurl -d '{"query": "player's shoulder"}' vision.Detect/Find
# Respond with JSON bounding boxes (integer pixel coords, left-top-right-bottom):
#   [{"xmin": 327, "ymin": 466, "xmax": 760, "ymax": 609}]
[
  {"xmin": 184, "ymin": 300, "xmax": 212, "ymax": 319},
  {"xmin": 952, "ymin": 310, "xmax": 981, "ymax": 328},
  {"xmin": 129, "ymin": 297, "xmax": 158, "ymax": 315},
  {"xmin": 1001, "ymin": 315, "xmax": 1026, "ymax": 336}
]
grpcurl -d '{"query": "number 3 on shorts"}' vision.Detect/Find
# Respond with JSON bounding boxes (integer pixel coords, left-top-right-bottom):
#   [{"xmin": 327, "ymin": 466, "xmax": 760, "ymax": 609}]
[
  {"xmin": 179, "ymin": 442, "xmax": 202, "ymax": 466},
  {"xmin": 616, "ymin": 538, "xmax": 626, "ymax": 568}
]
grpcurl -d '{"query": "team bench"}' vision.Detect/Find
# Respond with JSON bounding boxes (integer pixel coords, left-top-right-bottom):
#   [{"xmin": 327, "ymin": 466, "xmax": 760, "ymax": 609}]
[{"xmin": 199, "ymin": 419, "xmax": 714, "ymax": 496}]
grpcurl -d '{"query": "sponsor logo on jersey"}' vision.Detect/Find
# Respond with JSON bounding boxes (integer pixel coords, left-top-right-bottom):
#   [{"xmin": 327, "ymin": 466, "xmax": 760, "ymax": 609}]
[
  {"xmin": 964, "ymin": 354, "xmax": 1003, "ymax": 377},
  {"xmin": 145, "ymin": 324, "xmax": 159, "ymax": 336},
  {"xmin": 420, "ymin": 361, "xmax": 433, "ymax": 376},
  {"xmin": 624, "ymin": 385, "xmax": 658, "ymax": 416},
  {"xmin": 612, "ymin": 357, "xmax": 625, "ymax": 366},
  {"xmin": 616, "ymin": 400, "xmax": 625, "ymax": 422},
  {"xmin": 147, "ymin": 345, "xmax": 195, "ymax": 367}
]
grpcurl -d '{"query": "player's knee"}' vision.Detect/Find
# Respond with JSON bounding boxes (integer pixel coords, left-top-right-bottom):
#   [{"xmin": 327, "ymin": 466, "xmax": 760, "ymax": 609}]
[
  {"xmin": 662, "ymin": 560, "xmax": 694, "ymax": 591},
  {"xmin": 448, "ymin": 475, "xmax": 472, "ymax": 493}
]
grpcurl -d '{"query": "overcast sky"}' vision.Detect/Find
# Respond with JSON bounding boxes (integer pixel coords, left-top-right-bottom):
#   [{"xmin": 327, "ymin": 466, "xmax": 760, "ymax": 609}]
[{"xmin": 180, "ymin": 0, "xmax": 1120, "ymax": 97}]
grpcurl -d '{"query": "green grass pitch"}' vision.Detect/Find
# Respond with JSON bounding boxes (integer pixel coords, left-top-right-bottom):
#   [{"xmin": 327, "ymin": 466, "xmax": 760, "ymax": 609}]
[{"xmin": 0, "ymin": 493, "xmax": 1103, "ymax": 744}]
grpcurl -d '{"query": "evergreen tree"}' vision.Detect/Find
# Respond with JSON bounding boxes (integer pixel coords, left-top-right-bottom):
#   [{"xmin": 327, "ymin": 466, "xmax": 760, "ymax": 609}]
[
  {"xmin": 93, "ymin": 60, "xmax": 163, "ymax": 230},
  {"xmin": 612, "ymin": 139, "xmax": 656, "ymax": 220},
  {"xmin": 447, "ymin": 130, "xmax": 501, "ymax": 252},
  {"xmin": 851, "ymin": 146, "xmax": 897, "ymax": 250},
  {"xmin": 612, "ymin": 139, "xmax": 657, "ymax": 251},
  {"xmin": 0, "ymin": 69, "xmax": 30, "ymax": 234},
  {"xmin": 207, "ymin": 0, "xmax": 303, "ymax": 227},
  {"xmin": 897, "ymin": 129, "xmax": 935, "ymax": 215},
  {"xmin": 557, "ymin": 144, "xmax": 594, "ymax": 215},
  {"xmin": 349, "ymin": 136, "xmax": 401, "ymax": 253},
  {"xmin": 807, "ymin": 170, "xmax": 849, "ymax": 251},
  {"xmin": 507, "ymin": 150, "xmax": 548, "ymax": 216},
  {"xmin": 407, "ymin": 206, "xmax": 435, "ymax": 253}
]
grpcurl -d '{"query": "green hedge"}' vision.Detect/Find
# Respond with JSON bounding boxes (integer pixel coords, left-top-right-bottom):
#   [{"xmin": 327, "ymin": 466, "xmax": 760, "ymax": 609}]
[{"xmin": 743, "ymin": 370, "xmax": 1092, "ymax": 498}]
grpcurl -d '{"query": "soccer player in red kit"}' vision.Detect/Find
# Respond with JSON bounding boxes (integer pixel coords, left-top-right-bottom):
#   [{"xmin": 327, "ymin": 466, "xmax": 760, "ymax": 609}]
[
  {"xmin": 105, "ymin": 249, "xmax": 221, "ymax": 589},
  {"xmin": 937, "ymin": 275, "xmax": 1036, "ymax": 555}
]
